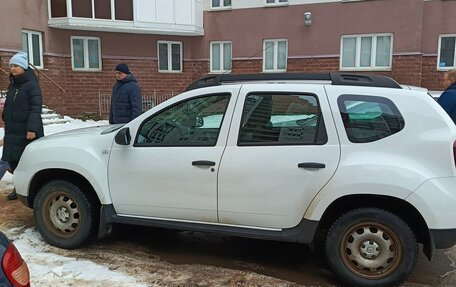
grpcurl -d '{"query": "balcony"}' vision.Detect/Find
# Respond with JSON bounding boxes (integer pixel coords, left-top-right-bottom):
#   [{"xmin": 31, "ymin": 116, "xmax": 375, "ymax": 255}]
[{"xmin": 47, "ymin": 0, "xmax": 204, "ymax": 36}]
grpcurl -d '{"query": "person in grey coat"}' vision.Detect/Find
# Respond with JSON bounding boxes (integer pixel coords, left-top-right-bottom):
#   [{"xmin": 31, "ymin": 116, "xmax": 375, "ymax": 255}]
[
  {"xmin": 3, "ymin": 51, "xmax": 44, "ymax": 200},
  {"xmin": 109, "ymin": 63, "xmax": 142, "ymax": 124}
]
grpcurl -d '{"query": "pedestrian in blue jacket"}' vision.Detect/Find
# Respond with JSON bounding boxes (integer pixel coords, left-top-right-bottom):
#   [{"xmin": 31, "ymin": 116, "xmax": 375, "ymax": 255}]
[
  {"xmin": 109, "ymin": 63, "xmax": 142, "ymax": 124},
  {"xmin": 438, "ymin": 69, "xmax": 456, "ymax": 124}
]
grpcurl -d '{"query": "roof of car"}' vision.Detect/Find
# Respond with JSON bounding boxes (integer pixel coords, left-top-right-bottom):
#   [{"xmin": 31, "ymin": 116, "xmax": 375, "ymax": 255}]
[{"xmin": 186, "ymin": 72, "xmax": 402, "ymax": 91}]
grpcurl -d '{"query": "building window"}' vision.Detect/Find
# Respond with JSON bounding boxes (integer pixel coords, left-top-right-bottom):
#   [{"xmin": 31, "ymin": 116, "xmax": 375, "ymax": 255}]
[
  {"xmin": 265, "ymin": 0, "xmax": 288, "ymax": 6},
  {"xmin": 340, "ymin": 34, "xmax": 393, "ymax": 71},
  {"xmin": 438, "ymin": 35, "xmax": 456, "ymax": 70},
  {"xmin": 210, "ymin": 41, "xmax": 232, "ymax": 73},
  {"xmin": 158, "ymin": 41, "xmax": 182, "ymax": 73},
  {"xmin": 71, "ymin": 36, "xmax": 102, "ymax": 71},
  {"xmin": 22, "ymin": 30, "xmax": 43, "ymax": 69},
  {"xmin": 50, "ymin": 0, "xmax": 67, "ymax": 17},
  {"xmin": 211, "ymin": 0, "xmax": 231, "ymax": 9},
  {"xmin": 263, "ymin": 39, "xmax": 287, "ymax": 72},
  {"xmin": 61, "ymin": 0, "xmax": 133, "ymax": 20}
]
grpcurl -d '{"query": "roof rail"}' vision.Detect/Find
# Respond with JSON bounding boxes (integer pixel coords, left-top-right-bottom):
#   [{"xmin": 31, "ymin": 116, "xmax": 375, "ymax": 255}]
[{"xmin": 185, "ymin": 72, "xmax": 402, "ymax": 91}]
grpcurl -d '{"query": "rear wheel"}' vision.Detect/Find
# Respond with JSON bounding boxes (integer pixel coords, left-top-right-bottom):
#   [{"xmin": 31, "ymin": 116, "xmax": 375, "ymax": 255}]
[
  {"xmin": 34, "ymin": 180, "xmax": 97, "ymax": 249},
  {"xmin": 325, "ymin": 208, "xmax": 418, "ymax": 287}
]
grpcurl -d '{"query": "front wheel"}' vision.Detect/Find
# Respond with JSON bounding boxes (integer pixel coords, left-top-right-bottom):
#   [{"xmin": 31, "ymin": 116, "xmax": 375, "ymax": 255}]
[
  {"xmin": 325, "ymin": 208, "xmax": 418, "ymax": 287},
  {"xmin": 34, "ymin": 180, "xmax": 98, "ymax": 249}
]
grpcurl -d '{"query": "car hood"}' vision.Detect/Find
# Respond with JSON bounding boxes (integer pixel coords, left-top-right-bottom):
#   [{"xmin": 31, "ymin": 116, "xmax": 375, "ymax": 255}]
[{"xmin": 39, "ymin": 124, "xmax": 124, "ymax": 141}]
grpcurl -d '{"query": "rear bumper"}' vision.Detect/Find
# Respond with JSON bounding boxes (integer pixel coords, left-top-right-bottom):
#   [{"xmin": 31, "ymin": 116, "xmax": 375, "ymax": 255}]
[{"xmin": 430, "ymin": 228, "xmax": 456, "ymax": 249}]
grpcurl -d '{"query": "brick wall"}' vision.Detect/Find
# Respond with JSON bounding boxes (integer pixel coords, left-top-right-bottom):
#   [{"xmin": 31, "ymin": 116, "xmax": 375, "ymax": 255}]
[
  {"xmin": 34, "ymin": 56, "xmax": 209, "ymax": 118},
  {"xmin": 390, "ymin": 55, "xmax": 423, "ymax": 87},
  {"xmin": 422, "ymin": 56, "xmax": 446, "ymax": 91}
]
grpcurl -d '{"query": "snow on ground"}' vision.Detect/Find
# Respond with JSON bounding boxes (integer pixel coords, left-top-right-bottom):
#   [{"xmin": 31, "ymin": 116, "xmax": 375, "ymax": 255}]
[
  {"xmin": 5, "ymin": 228, "xmax": 149, "ymax": 287},
  {"xmin": 0, "ymin": 117, "xmax": 152, "ymax": 287}
]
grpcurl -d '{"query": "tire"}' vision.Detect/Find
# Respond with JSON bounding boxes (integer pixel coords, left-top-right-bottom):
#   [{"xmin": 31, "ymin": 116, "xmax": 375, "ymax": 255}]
[
  {"xmin": 33, "ymin": 180, "xmax": 98, "ymax": 249},
  {"xmin": 325, "ymin": 208, "xmax": 418, "ymax": 287}
]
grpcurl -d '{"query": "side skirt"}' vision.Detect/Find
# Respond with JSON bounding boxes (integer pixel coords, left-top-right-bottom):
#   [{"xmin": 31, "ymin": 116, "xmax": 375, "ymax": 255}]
[{"xmin": 98, "ymin": 204, "xmax": 319, "ymax": 244}]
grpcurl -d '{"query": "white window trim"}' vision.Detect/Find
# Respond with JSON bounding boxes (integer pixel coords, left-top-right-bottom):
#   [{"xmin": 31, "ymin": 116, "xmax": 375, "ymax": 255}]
[
  {"xmin": 22, "ymin": 30, "xmax": 44, "ymax": 69},
  {"xmin": 157, "ymin": 41, "xmax": 183, "ymax": 73},
  {"xmin": 263, "ymin": 39, "xmax": 288, "ymax": 73},
  {"xmin": 60, "ymin": 0, "xmax": 124, "ymax": 20},
  {"xmin": 437, "ymin": 34, "xmax": 456, "ymax": 71},
  {"xmin": 210, "ymin": 0, "xmax": 232, "ymax": 10},
  {"xmin": 340, "ymin": 33, "xmax": 393, "ymax": 71},
  {"xmin": 265, "ymin": 0, "xmax": 289, "ymax": 7},
  {"xmin": 70, "ymin": 36, "xmax": 102, "ymax": 71},
  {"xmin": 210, "ymin": 41, "xmax": 232, "ymax": 74}
]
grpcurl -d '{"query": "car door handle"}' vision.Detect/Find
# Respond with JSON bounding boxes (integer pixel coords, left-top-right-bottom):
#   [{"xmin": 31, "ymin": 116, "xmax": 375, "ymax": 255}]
[
  {"xmin": 298, "ymin": 162, "xmax": 326, "ymax": 169},
  {"xmin": 192, "ymin": 160, "xmax": 216, "ymax": 166}
]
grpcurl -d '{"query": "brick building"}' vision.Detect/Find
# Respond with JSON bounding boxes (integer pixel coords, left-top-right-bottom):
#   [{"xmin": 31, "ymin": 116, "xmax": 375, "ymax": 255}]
[{"xmin": 0, "ymin": 0, "xmax": 455, "ymax": 117}]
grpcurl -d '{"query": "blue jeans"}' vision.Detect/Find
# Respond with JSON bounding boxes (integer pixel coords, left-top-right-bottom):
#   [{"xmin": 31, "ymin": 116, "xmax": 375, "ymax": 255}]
[{"xmin": 0, "ymin": 160, "xmax": 10, "ymax": 181}]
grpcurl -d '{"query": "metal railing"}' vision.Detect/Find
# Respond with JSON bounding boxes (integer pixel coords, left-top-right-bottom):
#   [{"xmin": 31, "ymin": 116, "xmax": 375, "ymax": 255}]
[
  {"xmin": 29, "ymin": 63, "xmax": 65, "ymax": 114},
  {"xmin": 98, "ymin": 91, "xmax": 175, "ymax": 115},
  {"xmin": 0, "ymin": 64, "xmax": 65, "ymax": 114}
]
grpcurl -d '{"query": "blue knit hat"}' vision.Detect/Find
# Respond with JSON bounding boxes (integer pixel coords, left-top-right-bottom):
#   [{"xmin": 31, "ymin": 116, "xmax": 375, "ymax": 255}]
[
  {"xmin": 9, "ymin": 52, "xmax": 28, "ymax": 70},
  {"xmin": 115, "ymin": 63, "xmax": 130, "ymax": 74}
]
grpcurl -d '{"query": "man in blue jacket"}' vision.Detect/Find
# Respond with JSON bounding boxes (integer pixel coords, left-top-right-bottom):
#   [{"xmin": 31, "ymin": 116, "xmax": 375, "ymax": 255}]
[
  {"xmin": 438, "ymin": 69, "xmax": 456, "ymax": 124},
  {"xmin": 109, "ymin": 63, "xmax": 142, "ymax": 124}
]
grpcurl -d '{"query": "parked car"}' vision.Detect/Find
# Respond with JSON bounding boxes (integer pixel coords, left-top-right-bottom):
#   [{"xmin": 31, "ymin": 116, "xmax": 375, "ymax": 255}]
[
  {"xmin": 0, "ymin": 231, "xmax": 30, "ymax": 287},
  {"xmin": 14, "ymin": 72, "xmax": 456, "ymax": 287}
]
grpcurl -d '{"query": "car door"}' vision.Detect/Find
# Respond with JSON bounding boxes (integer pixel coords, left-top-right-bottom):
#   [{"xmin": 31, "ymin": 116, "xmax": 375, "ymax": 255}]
[
  {"xmin": 108, "ymin": 89, "xmax": 237, "ymax": 222},
  {"xmin": 217, "ymin": 84, "xmax": 340, "ymax": 229}
]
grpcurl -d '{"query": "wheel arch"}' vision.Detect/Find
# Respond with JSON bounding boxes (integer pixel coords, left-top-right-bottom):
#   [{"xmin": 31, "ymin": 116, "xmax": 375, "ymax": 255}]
[
  {"xmin": 28, "ymin": 168, "xmax": 101, "ymax": 211},
  {"xmin": 315, "ymin": 194, "xmax": 432, "ymax": 259}
]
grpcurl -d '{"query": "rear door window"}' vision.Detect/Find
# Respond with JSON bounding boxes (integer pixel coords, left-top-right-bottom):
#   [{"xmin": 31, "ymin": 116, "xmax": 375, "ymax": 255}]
[
  {"xmin": 338, "ymin": 95, "xmax": 404, "ymax": 143},
  {"xmin": 238, "ymin": 93, "xmax": 327, "ymax": 145}
]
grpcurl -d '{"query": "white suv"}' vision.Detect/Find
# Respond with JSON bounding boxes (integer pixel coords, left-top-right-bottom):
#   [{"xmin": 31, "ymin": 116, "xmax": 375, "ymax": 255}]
[{"xmin": 14, "ymin": 73, "xmax": 456, "ymax": 286}]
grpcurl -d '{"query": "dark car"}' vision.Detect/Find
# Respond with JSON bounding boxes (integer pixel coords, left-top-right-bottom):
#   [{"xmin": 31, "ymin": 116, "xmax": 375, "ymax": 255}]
[{"xmin": 0, "ymin": 231, "xmax": 30, "ymax": 287}]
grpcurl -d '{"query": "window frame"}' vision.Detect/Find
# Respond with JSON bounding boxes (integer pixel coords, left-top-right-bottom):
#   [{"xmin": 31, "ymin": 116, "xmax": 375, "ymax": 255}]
[
  {"xmin": 340, "ymin": 33, "xmax": 393, "ymax": 71},
  {"xmin": 437, "ymin": 34, "xmax": 456, "ymax": 71},
  {"xmin": 210, "ymin": 41, "xmax": 232, "ymax": 74},
  {"xmin": 22, "ymin": 30, "xmax": 44, "ymax": 69},
  {"xmin": 70, "ymin": 36, "xmax": 102, "ymax": 71},
  {"xmin": 263, "ymin": 39, "xmax": 288, "ymax": 73},
  {"xmin": 157, "ymin": 41, "xmax": 183, "ymax": 73},
  {"xmin": 57, "ymin": 0, "xmax": 133, "ymax": 20},
  {"xmin": 265, "ymin": 0, "xmax": 288, "ymax": 7},
  {"xmin": 210, "ymin": 0, "xmax": 232, "ymax": 10}
]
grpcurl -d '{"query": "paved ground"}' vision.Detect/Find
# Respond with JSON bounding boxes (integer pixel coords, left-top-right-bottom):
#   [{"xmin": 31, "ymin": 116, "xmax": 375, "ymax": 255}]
[{"xmin": 1, "ymin": 181, "xmax": 455, "ymax": 286}]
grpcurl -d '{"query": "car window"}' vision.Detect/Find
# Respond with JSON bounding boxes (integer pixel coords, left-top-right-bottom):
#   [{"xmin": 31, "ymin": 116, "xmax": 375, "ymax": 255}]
[
  {"xmin": 135, "ymin": 94, "xmax": 230, "ymax": 146},
  {"xmin": 338, "ymin": 95, "xmax": 404, "ymax": 143},
  {"xmin": 238, "ymin": 93, "xmax": 327, "ymax": 145}
]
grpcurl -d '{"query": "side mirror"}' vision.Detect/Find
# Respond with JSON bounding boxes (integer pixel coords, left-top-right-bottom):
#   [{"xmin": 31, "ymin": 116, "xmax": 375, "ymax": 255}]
[
  {"xmin": 115, "ymin": 127, "xmax": 131, "ymax": 145},
  {"xmin": 195, "ymin": 116, "xmax": 204, "ymax": 128}
]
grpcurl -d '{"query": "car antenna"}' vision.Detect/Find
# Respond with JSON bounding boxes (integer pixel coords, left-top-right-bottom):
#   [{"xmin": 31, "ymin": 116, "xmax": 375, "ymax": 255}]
[
  {"xmin": 186, "ymin": 43, "xmax": 277, "ymax": 91},
  {"xmin": 220, "ymin": 42, "xmax": 276, "ymax": 81}
]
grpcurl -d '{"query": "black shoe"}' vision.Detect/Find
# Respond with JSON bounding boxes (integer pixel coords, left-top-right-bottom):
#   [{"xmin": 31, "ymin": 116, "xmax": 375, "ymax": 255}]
[{"xmin": 7, "ymin": 191, "xmax": 17, "ymax": 200}]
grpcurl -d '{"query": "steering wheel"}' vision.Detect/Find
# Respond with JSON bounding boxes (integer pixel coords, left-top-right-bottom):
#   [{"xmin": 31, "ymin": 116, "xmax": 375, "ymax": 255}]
[{"xmin": 146, "ymin": 120, "xmax": 187, "ymax": 143}]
